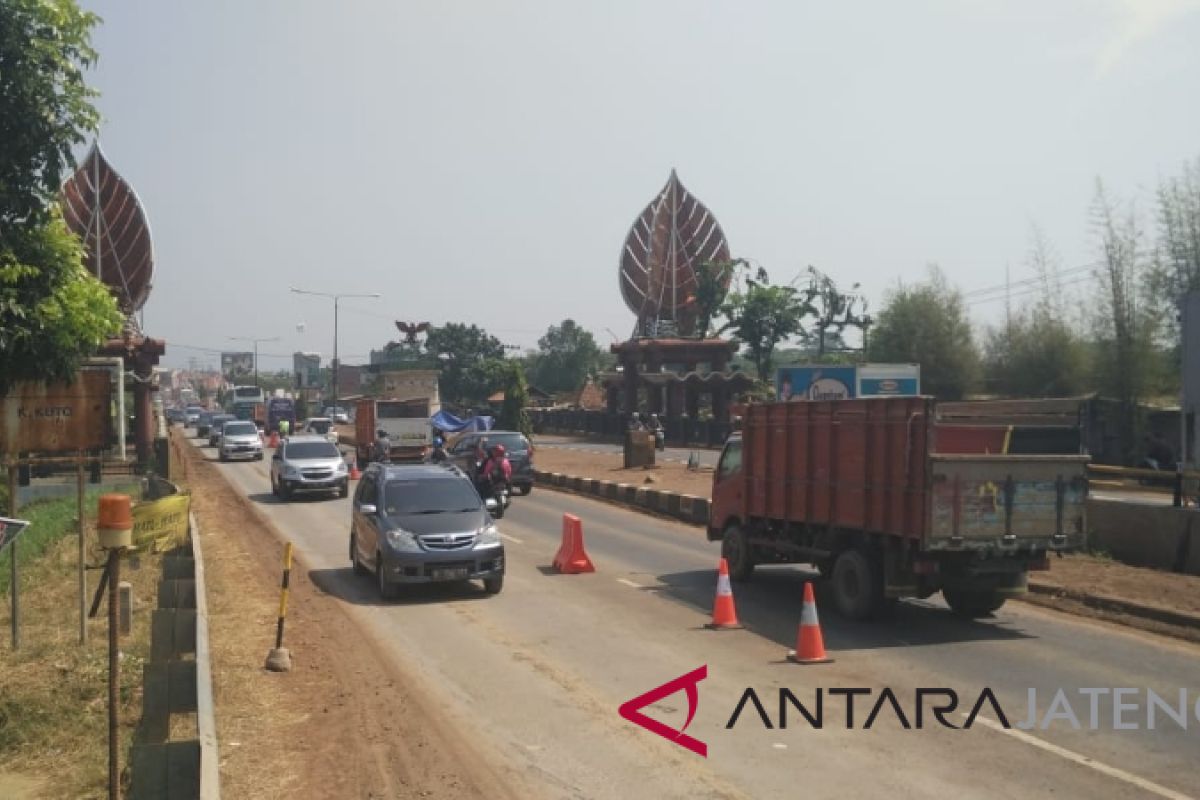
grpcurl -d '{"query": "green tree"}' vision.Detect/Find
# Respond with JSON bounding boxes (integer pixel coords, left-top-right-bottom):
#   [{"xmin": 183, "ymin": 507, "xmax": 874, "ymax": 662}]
[
  {"xmin": 867, "ymin": 266, "xmax": 979, "ymax": 400},
  {"xmin": 0, "ymin": 0, "xmax": 101, "ymax": 225},
  {"xmin": 720, "ymin": 272, "xmax": 815, "ymax": 380},
  {"xmin": 531, "ymin": 319, "xmax": 603, "ymax": 394},
  {"xmin": 498, "ymin": 361, "xmax": 533, "ymax": 436},
  {"xmin": 694, "ymin": 259, "xmax": 746, "ymax": 338},
  {"xmin": 0, "ymin": 1, "xmax": 121, "ymax": 392},
  {"xmin": 1, "ymin": 210, "xmax": 122, "ymax": 393},
  {"xmin": 425, "ymin": 323, "xmax": 506, "ymax": 406},
  {"xmin": 1149, "ymin": 156, "xmax": 1200, "ymax": 344},
  {"xmin": 983, "ymin": 227, "xmax": 1088, "ymax": 397},
  {"xmin": 1090, "ymin": 181, "xmax": 1158, "ymax": 462},
  {"xmin": 805, "ymin": 266, "xmax": 868, "ymax": 357}
]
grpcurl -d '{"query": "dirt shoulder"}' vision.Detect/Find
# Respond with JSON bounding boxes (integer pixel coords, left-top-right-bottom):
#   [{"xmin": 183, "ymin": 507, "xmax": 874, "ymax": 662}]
[
  {"xmin": 536, "ymin": 446, "xmax": 715, "ymax": 498},
  {"xmin": 180, "ymin": 432, "xmax": 515, "ymax": 799},
  {"xmin": 534, "ymin": 444, "xmax": 1200, "ymax": 641}
]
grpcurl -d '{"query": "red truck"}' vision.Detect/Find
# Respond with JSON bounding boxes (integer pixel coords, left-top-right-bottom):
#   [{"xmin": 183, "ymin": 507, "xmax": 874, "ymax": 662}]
[{"xmin": 708, "ymin": 397, "xmax": 1088, "ymax": 619}]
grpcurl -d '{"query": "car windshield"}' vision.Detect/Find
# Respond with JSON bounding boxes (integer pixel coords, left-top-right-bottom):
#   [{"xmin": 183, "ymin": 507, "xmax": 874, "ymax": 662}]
[
  {"xmin": 224, "ymin": 422, "xmax": 257, "ymax": 436},
  {"xmin": 483, "ymin": 433, "xmax": 529, "ymax": 452},
  {"xmin": 384, "ymin": 478, "xmax": 480, "ymax": 515},
  {"xmin": 307, "ymin": 420, "xmax": 331, "ymax": 434},
  {"xmin": 285, "ymin": 441, "xmax": 340, "ymax": 460}
]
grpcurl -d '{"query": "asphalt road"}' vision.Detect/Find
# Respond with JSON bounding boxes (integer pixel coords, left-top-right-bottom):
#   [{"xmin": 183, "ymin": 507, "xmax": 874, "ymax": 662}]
[{"xmin": 190, "ymin": 431, "xmax": 1200, "ymax": 799}]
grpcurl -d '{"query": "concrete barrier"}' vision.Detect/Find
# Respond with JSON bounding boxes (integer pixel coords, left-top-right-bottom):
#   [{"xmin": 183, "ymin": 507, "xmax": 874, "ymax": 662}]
[
  {"xmin": 131, "ymin": 512, "xmax": 219, "ymax": 799},
  {"xmin": 1088, "ymin": 498, "xmax": 1200, "ymax": 575}
]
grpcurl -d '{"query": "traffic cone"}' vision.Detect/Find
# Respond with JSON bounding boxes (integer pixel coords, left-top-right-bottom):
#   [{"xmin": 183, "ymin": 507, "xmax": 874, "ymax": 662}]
[
  {"xmin": 705, "ymin": 557, "xmax": 743, "ymax": 629},
  {"xmin": 553, "ymin": 513, "xmax": 595, "ymax": 574},
  {"xmin": 787, "ymin": 582, "xmax": 834, "ymax": 664},
  {"xmin": 349, "ymin": 455, "xmax": 361, "ymax": 480}
]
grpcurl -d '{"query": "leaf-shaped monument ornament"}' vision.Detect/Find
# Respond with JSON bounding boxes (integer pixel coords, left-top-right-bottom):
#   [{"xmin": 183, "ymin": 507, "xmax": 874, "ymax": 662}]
[
  {"xmin": 619, "ymin": 170, "xmax": 731, "ymax": 338},
  {"xmin": 59, "ymin": 143, "xmax": 156, "ymax": 314}
]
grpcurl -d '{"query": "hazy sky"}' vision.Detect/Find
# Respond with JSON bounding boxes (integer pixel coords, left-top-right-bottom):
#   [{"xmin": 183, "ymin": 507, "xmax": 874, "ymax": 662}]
[{"xmin": 81, "ymin": 0, "xmax": 1200, "ymax": 369}]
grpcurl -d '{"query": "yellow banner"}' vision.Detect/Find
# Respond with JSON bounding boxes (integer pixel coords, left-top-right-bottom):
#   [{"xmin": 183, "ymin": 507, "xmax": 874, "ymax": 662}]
[{"xmin": 131, "ymin": 494, "xmax": 191, "ymax": 552}]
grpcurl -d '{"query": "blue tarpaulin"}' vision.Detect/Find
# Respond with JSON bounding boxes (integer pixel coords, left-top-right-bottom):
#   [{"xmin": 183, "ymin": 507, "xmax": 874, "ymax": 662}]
[{"xmin": 431, "ymin": 410, "xmax": 494, "ymax": 433}]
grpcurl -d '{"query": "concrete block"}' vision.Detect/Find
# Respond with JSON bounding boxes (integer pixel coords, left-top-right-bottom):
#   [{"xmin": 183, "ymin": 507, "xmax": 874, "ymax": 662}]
[{"xmin": 1087, "ymin": 499, "xmax": 1190, "ymax": 572}]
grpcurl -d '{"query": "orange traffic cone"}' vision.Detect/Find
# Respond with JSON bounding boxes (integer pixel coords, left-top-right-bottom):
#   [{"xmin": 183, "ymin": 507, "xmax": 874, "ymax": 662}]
[
  {"xmin": 349, "ymin": 455, "xmax": 362, "ymax": 480},
  {"xmin": 705, "ymin": 557, "xmax": 743, "ymax": 629},
  {"xmin": 553, "ymin": 513, "xmax": 595, "ymax": 574},
  {"xmin": 787, "ymin": 582, "xmax": 834, "ymax": 664}
]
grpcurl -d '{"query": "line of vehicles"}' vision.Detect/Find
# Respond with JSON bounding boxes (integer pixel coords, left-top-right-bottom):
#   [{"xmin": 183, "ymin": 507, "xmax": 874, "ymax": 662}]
[{"xmin": 174, "ymin": 387, "xmax": 530, "ymax": 599}]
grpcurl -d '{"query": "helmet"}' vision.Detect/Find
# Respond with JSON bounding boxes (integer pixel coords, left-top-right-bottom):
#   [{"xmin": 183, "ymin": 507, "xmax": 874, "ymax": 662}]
[
  {"xmin": 434, "ymin": 436, "xmax": 444, "ymax": 447},
  {"xmin": 491, "ymin": 444, "xmax": 506, "ymax": 458},
  {"xmin": 377, "ymin": 429, "xmax": 388, "ymax": 438},
  {"xmin": 631, "ymin": 412, "xmax": 641, "ymax": 421},
  {"xmin": 650, "ymin": 413, "xmax": 659, "ymax": 421}
]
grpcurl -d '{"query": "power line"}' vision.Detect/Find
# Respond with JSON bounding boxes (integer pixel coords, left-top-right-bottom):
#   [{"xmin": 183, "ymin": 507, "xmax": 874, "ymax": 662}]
[
  {"xmin": 965, "ymin": 273, "xmax": 1094, "ymax": 306},
  {"xmin": 961, "ymin": 261, "xmax": 1099, "ymax": 298}
]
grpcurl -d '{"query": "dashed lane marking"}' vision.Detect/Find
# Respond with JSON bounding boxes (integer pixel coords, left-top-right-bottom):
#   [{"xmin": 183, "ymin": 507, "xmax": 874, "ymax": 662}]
[
  {"xmin": 500, "ymin": 533, "xmax": 523, "ymax": 544},
  {"xmin": 616, "ymin": 578, "xmax": 643, "ymax": 589}
]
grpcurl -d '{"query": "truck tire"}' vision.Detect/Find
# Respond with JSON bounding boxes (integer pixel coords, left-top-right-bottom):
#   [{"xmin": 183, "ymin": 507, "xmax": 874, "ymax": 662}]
[
  {"xmin": 943, "ymin": 589, "xmax": 1006, "ymax": 618},
  {"xmin": 831, "ymin": 548, "xmax": 883, "ymax": 621},
  {"xmin": 721, "ymin": 524, "xmax": 755, "ymax": 581}
]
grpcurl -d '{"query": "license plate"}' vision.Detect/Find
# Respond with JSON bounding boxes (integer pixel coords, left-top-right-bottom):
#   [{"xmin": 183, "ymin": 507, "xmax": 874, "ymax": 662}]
[{"xmin": 431, "ymin": 567, "xmax": 469, "ymax": 581}]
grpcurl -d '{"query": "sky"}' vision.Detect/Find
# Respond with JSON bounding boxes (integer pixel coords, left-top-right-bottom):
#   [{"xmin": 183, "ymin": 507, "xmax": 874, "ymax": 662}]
[{"xmin": 79, "ymin": 0, "xmax": 1200, "ymax": 370}]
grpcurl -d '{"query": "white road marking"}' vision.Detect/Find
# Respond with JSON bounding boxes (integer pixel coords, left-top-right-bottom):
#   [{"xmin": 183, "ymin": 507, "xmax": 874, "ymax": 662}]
[
  {"xmin": 616, "ymin": 578, "xmax": 643, "ymax": 589},
  {"xmin": 969, "ymin": 716, "xmax": 1195, "ymax": 800},
  {"xmin": 772, "ymin": 743, "xmax": 788, "ymax": 750},
  {"xmin": 500, "ymin": 533, "xmax": 523, "ymax": 544}
]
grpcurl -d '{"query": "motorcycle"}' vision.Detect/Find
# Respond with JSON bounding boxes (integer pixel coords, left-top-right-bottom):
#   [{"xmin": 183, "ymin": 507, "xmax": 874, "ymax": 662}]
[{"xmin": 482, "ymin": 482, "xmax": 510, "ymax": 518}]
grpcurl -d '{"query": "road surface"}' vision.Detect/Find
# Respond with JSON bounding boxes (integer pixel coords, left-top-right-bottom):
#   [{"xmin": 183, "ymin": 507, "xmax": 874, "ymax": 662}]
[{"xmin": 190, "ymin": 433, "xmax": 1199, "ymax": 799}]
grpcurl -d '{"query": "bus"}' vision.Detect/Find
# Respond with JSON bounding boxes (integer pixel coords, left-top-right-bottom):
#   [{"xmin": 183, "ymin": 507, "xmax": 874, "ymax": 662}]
[{"xmin": 230, "ymin": 385, "xmax": 266, "ymax": 421}]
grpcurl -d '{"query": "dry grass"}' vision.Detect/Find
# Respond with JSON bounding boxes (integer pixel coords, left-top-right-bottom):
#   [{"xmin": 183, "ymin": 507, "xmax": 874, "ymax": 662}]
[{"xmin": 0, "ymin": 501, "xmax": 163, "ymax": 799}]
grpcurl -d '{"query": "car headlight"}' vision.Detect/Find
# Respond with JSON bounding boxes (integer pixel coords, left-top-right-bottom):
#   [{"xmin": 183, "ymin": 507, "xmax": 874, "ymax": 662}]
[
  {"xmin": 476, "ymin": 522, "xmax": 501, "ymax": 548},
  {"xmin": 284, "ymin": 466, "xmax": 300, "ymax": 478},
  {"xmin": 386, "ymin": 528, "xmax": 421, "ymax": 553},
  {"xmin": 334, "ymin": 460, "xmax": 347, "ymax": 473}
]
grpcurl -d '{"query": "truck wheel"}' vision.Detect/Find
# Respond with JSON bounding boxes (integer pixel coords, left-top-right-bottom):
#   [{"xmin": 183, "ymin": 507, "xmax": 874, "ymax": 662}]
[
  {"xmin": 722, "ymin": 525, "xmax": 755, "ymax": 581},
  {"xmin": 943, "ymin": 589, "xmax": 1006, "ymax": 618},
  {"xmin": 831, "ymin": 548, "xmax": 882, "ymax": 621}
]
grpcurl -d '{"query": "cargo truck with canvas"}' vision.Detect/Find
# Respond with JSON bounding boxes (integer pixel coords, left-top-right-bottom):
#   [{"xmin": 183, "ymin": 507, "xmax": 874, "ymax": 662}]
[{"xmin": 707, "ymin": 397, "xmax": 1088, "ymax": 619}]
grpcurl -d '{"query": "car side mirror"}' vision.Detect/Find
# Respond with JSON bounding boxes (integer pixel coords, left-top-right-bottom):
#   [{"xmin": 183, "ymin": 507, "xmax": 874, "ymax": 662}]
[
  {"xmin": 358, "ymin": 503, "xmax": 377, "ymax": 515},
  {"xmin": 484, "ymin": 497, "xmax": 498, "ymax": 511}
]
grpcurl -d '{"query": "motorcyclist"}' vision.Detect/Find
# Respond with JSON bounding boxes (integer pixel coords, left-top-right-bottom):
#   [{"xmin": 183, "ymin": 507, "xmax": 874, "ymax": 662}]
[
  {"xmin": 429, "ymin": 435, "xmax": 448, "ymax": 463},
  {"xmin": 477, "ymin": 444, "xmax": 512, "ymax": 501},
  {"xmin": 628, "ymin": 412, "xmax": 645, "ymax": 432},
  {"xmin": 373, "ymin": 428, "xmax": 392, "ymax": 463}
]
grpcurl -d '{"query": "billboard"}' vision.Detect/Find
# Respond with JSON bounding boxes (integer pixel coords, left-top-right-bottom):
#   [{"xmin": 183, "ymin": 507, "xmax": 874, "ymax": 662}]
[
  {"xmin": 776, "ymin": 364, "xmax": 921, "ymax": 402},
  {"xmin": 776, "ymin": 366, "xmax": 856, "ymax": 401},
  {"xmin": 0, "ymin": 371, "xmax": 112, "ymax": 455},
  {"xmin": 293, "ymin": 352, "xmax": 321, "ymax": 388},
  {"xmin": 857, "ymin": 363, "xmax": 921, "ymax": 397},
  {"xmin": 221, "ymin": 352, "xmax": 254, "ymax": 383}
]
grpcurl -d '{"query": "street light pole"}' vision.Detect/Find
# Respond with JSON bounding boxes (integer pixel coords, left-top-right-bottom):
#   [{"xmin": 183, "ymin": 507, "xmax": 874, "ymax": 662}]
[
  {"xmin": 228, "ymin": 336, "xmax": 280, "ymax": 388},
  {"xmin": 289, "ymin": 288, "xmax": 381, "ymax": 409}
]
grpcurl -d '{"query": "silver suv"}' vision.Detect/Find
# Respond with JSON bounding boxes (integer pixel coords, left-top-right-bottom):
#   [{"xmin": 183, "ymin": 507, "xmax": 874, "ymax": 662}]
[
  {"xmin": 218, "ymin": 420, "xmax": 263, "ymax": 462},
  {"xmin": 270, "ymin": 434, "xmax": 349, "ymax": 499}
]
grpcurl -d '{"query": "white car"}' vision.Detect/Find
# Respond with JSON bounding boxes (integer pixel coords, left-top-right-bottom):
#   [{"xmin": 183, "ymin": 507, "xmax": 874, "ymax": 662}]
[
  {"xmin": 303, "ymin": 417, "xmax": 338, "ymax": 445},
  {"xmin": 219, "ymin": 420, "xmax": 264, "ymax": 462},
  {"xmin": 323, "ymin": 406, "xmax": 350, "ymax": 424}
]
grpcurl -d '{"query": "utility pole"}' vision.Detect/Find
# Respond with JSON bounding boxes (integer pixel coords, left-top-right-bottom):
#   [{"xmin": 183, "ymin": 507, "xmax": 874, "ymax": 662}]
[{"xmin": 289, "ymin": 288, "xmax": 381, "ymax": 408}]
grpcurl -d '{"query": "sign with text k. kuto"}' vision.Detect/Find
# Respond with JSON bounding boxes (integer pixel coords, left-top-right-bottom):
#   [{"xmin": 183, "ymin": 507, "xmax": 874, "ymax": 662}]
[{"xmin": 0, "ymin": 371, "xmax": 111, "ymax": 456}]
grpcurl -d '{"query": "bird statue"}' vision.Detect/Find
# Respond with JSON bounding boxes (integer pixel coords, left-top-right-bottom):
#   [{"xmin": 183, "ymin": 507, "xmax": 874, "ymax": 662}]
[{"xmin": 389, "ymin": 320, "xmax": 431, "ymax": 349}]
